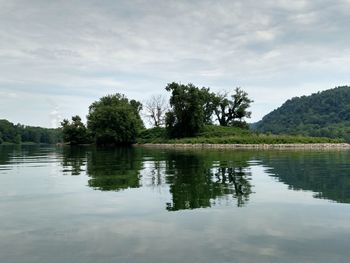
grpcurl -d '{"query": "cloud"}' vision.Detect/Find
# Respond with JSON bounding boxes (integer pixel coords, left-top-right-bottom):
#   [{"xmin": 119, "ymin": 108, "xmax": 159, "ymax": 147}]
[{"xmin": 1, "ymin": 0, "xmax": 350, "ymax": 126}]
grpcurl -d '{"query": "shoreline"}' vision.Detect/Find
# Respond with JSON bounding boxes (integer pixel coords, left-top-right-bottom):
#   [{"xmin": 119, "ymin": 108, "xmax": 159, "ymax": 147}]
[{"xmin": 136, "ymin": 143, "xmax": 350, "ymax": 150}]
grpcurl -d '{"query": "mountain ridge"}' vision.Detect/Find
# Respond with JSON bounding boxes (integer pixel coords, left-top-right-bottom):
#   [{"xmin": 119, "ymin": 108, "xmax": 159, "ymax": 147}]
[{"xmin": 255, "ymin": 86, "xmax": 350, "ymax": 140}]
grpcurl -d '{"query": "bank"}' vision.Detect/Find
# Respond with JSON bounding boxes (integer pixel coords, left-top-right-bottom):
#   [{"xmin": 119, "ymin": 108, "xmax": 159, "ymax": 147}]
[{"xmin": 137, "ymin": 143, "xmax": 350, "ymax": 150}]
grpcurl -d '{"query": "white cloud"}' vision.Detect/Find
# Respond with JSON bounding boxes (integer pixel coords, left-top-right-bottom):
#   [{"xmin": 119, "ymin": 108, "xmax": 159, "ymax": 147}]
[{"xmin": 0, "ymin": 0, "xmax": 350, "ymax": 126}]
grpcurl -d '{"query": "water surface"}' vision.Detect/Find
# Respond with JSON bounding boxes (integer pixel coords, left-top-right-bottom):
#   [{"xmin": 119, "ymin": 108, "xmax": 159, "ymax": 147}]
[{"xmin": 1, "ymin": 145, "xmax": 350, "ymax": 263}]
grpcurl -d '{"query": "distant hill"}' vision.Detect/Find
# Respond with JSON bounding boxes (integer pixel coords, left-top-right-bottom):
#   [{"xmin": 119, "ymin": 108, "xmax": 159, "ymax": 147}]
[
  {"xmin": 255, "ymin": 86, "xmax": 350, "ymax": 140},
  {"xmin": 0, "ymin": 119, "xmax": 62, "ymax": 144}
]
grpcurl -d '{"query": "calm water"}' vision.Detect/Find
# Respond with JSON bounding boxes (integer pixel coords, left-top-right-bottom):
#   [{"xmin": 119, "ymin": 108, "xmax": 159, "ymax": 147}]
[{"xmin": 1, "ymin": 146, "xmax": 350, "ymax": 263}]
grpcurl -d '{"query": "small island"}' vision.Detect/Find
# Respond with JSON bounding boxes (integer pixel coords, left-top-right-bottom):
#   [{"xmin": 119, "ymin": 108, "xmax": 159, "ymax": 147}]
[{"xmin": 57, "ymin": 83, "xmax": 347, "ymax": 148}]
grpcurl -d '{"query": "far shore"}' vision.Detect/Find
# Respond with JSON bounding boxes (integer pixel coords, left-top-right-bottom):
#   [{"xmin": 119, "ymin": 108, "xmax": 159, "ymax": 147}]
[{"xmin": 136, "ymin": 143, "xmax": 350, "ymax": 150}]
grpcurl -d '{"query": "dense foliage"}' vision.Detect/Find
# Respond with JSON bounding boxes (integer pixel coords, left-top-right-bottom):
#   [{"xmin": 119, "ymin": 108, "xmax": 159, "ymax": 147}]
[
  {"xmin": 61, "ymin": 116, "xmax": 90, "ymax": 145},
  {"xmin": 165, "ymin": 82, "xmax": 211, "ymax": 138},
  {"xmin": 255, "ymin": 86, "xmax": 350, "ymax": 140},
  {"xmin": 87, "ymin": 94, "xmax": 144, "ymax": 145},
  {"xmin": 165, "ymin": 82, "xmax": 252, "ymax": 138},
  {"xmin": 0, "ymin": 119, "xmax": 61, "ymax": 144}
]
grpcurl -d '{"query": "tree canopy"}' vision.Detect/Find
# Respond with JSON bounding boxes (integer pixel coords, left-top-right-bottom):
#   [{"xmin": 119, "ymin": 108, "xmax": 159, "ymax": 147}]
[
  {"xmin": 164, "ymin": 83, "xmax": 253, "ymax": 138},
  {"xmin": 165, "ymin": 82, "xmax": 211, "ymax": 138},
  {"xmin": 61, "ymin": 116, "xmax": 90, "ymax": 145},
  {"xmin": 87, "ymin": 94, "xmax": 144, "ymax": 145},
  {"xmin": 214, "ymin": 88, "xmax": 253, "ymax": 127}
]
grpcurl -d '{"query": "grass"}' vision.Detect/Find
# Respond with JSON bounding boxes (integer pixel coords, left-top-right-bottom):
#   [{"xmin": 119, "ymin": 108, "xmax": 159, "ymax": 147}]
[{"xmin": 137, "ymin": 125, "xmax": 345, "ymax": 144}]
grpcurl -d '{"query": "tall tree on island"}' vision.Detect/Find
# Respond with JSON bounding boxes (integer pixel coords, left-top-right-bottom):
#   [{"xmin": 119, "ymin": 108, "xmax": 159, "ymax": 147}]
[
  {"xmin": 214, "ymin": 88, "xmax": 253, "ymax": 127},
  {"xmin": 165, "ymin": 82, "xmax": 214, "ymax": 138},
  {"xmin": 87, "ymin": 94, "xmax": 144, "ymax": 145}
]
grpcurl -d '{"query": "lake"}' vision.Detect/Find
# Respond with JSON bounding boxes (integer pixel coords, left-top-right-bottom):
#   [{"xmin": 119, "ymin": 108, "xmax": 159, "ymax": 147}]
[{"xmin": 1, "ymin": 145, "xmax": 350, "ymax": 263}]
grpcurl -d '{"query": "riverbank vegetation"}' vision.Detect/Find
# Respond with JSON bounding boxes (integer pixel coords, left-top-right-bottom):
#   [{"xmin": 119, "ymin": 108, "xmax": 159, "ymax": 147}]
[
  {"xmin": 137, "ymin": 125, "xmax": 343, "ymax": 144},
  {"xmin": 60, "ymin": 82, "xmax": 344, "ymax": 146},
  {"xmin": 0, "ymin": 119, "xmax": 61, "ymax": 145},
  {"xmin": 2, "ymin": 83, "xmax": 346, "ymax": 146}
]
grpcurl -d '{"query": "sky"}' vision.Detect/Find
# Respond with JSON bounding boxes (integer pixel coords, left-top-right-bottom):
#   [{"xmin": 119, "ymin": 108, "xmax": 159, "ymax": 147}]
[{"xmin": 1, "ymin": 0, "xmax": 350, "ymax": 128}]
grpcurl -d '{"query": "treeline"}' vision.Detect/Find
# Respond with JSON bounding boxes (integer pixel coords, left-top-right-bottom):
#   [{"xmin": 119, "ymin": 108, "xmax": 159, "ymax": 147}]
[
  {"xmin": 0, "ymin": 119, "xmax": 62, "ymax": 144},
  {"xmin": 255, "ymin": 86, "xmax": 350, "ymax": 140},
  {"xmin": 62, "ymin": 82, "xmax": 253, "ymax": 145}
]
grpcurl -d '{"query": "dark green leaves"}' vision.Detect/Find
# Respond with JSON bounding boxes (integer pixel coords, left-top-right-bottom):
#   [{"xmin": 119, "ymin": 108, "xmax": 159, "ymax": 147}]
[
  {"xmin": 87, "ymin": 94, "xmax": 144, "ymax": 145},
  {"xmin": 61, "ymin": 115, "xmax": 90, "ymax": 145}
]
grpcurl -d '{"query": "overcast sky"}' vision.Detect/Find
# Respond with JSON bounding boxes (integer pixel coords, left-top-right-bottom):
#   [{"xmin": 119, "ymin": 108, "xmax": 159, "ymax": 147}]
[{"xmin": 1, "ymin": 0, "xmax": 350, "ymax": 127}]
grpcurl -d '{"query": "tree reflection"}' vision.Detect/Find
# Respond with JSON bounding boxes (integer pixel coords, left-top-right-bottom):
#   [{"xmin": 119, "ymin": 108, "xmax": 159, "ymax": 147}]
[
  {"xmin": 164, "ymin": 152, "xmax": 253, "ymax": 211},
  {"xmin": 62, "ymin": 147, "xmax": 254, "ymax": 211},
  {"xmin": 213, "ymin": 166, "xmax": 252, "ymax": 207},
  {"xmin": 61, "ymin": 146, "xmax": 87, "ymax": 175},
  {"xmin": 0, "ymin": 145, "xmax": 44, "ymax": 167},
  {"xmin": 86, "ymin": 147, "xmax": 143, "ymax": 191},
  {"xmin": 0, "ymin": 146, "xmax": 14, "ymax": 166},
  {"xmin": 260, "ymin": 151, "xmax": 350, "ymax": 204}
]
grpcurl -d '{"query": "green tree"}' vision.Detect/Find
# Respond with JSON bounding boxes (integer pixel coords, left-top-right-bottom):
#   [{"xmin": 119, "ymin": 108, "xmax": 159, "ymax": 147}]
[
  {"xmin": 0, "ymin": 119, "xmax": 61, "ymax": 144},
  {"xmin": 202, "ymin": 88, "xmax": 218, "ymax": 125},
  {"xmin": 14, "ymin": 134, "xmax": 21, "ymax": 144},
  {"xmin": 61, "ymin": 115, "xmax": 90, "ymax": 145},
  {"xmin": 0, "ymin": 120, "xmax": 16, "ymax": 142},
  {"xmin": 87, "ymin": 94, "xmax": 143, "ymax": 145},
  {"xmin": 214, "ymin": 88, "xmax": 253, "ymax": 127},
  {"xmin": 165, "ymin": 82, "xmax": 211, "ymax": 138}
]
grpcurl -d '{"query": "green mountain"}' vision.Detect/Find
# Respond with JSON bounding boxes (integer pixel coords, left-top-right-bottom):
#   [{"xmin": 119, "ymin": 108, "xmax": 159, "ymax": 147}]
[{"xmin": 255, "ymin": 86, "xmax": 350, "ymax": 140}]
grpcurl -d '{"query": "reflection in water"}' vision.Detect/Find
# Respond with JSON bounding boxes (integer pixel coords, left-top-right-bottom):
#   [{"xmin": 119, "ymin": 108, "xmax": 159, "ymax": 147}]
[
  {"xmin": 2, "ymin": 146, "xmax": 350, "ymax": 263},
  {"xmin": 61, "ymin": 147, "xmax": 87, "ymax": 176},
  {"xmin": 60, "ymin": 147, "xmax": 254, "ymax": 210},
  {"xmin": 164, "ymin": 153, "xmax": 252, "ymax": 211},
  {"xmin": 60, "ymin": 147, "xmax": 350, "ymax": 207},
  {"xmin": 260, "ymin": 151, "xmax": 350, "ymax": 203},
  {"xmin": 0, "ymin": 145, "xmax": 59, "ymax": 169},
  {"xmin": 86, "ymin": 147, "xmax": 143, "ymax": 191},
  {"xmin": 2, "ymin": 146, "xmax": 350, "ymax": 207},
  {"xmin": 213, "ymin": 166, "xmax": 252, "ymax": 207}
]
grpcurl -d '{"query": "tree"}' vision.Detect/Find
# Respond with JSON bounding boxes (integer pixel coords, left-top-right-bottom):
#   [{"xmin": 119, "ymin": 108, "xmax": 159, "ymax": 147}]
[
  {"xmin": 87, "ymin": 94, "xmax": 144, "ymax": 145},
  {"xmin": 14, "ymin": 134, "xmax": 21, "ymax": 144},
  {"xmin": 214, "ymin": 88, "xmax": 253, "ymax": 127},
  {"xmin": 144, "ymin": 95, "xmax": 168, "ymax": 127},
  {"xmin": 165, "ymin": 82, "xmax": 209, "ymax": 138},
  {"xmin": 129, "ymin": 99, "xmax": 144, "ymax": 131},
  {"xmin": 202, "ymin": 88, "xmax": 217, "ymax": 125},
  {"xmin": 0, "ymin": 120, "xmax": 16, "ymax": 142},
  {"xmin": 61, "ymin": 115, "xmax": 90, "ymax": 145}
]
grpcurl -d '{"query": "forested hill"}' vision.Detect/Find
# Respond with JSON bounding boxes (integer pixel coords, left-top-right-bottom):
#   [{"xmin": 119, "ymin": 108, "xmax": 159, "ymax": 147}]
[
  {"xmin": 255, "ymin": 86, "xmax": 350, "ymax": 140},
  {"xmin": 0, "ymin": 119, "xmax": 62, "ymax": 144}
]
